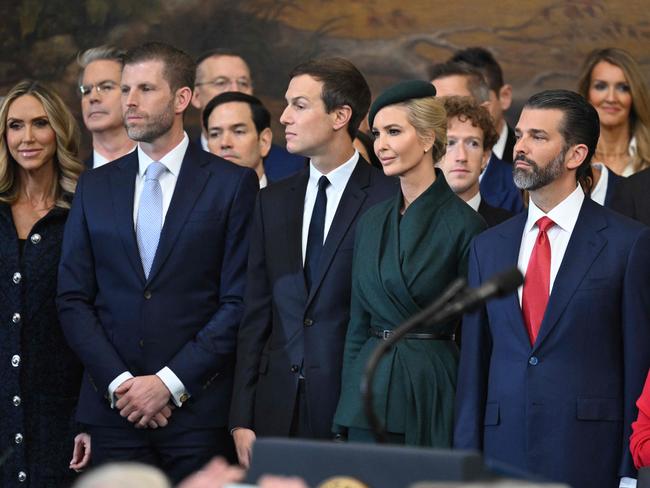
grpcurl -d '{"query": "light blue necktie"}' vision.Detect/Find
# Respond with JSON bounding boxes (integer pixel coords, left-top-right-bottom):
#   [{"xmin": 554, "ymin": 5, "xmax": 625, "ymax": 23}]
[{"xmin": 136, "ymin": 161, "xmax": 166, "ymax": 278}]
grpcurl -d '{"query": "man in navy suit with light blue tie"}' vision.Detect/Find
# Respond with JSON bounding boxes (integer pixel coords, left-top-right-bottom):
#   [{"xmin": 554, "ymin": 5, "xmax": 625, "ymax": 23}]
[
  {"xmin": 455, "ymin": 90, "xmax": 650, "ymax": 488},
  {"xmin": 57, "ymin": 42, "xmax": 258, "ymax": 482}
]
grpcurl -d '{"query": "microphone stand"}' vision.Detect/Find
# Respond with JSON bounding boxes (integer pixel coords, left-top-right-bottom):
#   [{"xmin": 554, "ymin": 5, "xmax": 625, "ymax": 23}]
[{"xmin": 360, "ymin": 277, "xmax": 467, "ymax": 443}]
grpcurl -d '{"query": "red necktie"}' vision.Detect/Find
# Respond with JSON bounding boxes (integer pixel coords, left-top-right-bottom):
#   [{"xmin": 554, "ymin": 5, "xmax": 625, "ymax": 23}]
[{"xmin": 522, "ymin": 216, "xmax": 555, "ymax": 345}]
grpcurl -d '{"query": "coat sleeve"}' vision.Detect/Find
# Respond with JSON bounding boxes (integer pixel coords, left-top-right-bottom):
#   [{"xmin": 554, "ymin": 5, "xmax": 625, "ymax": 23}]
[
  {"xmin": 620, "ymin": 227, "xmax": 650, "ymax": 477},
  {"xmin": 166, "ymin": 168, "xmax": 259, "ymax": 395},
  {"xmin": 454, "ymin": 238, "xmax": 492, "ymax": 449},
  {"xmin": 57, "ymin": 172, "xmax": 131, "ymax": 394},
  {"xmin": 228, "ymin": 191, "xmax": 273, "ymax": 430}
]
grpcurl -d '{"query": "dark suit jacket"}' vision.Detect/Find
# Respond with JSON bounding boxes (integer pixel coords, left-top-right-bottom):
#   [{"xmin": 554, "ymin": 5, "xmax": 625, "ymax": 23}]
[
  {"xmin": 477, "ymin": 198, "xmax": 513, "ymax": 227},
  {"xmin": 57, "ymin": 143, "xmax": 258, "ymax": 428},
  {"xmin": 454, "ymin": 198, "xmax": 650, "ymax": 488},
  {"xmin": 264, "ymin": 143, "xmax": 308, "ymax": 182},
  {"xmin": 611, "ymin": 167, "xmax": 650, "ymax": 224},
  {"xmin": 480, "ymin": 154, "xmax": 523, "ymax": 214},
  {"xmin": 604, "ymin": 168, "xmax": 623, "ymax": 208},
  {"xmin": 229, "ymin": 159, "xmax": 397, "ymax": 438}
]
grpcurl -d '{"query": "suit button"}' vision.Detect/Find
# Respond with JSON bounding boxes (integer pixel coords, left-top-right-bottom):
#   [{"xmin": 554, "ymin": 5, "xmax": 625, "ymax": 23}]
[
  {"xmin": 12, "ymin": 396, "xmax": 20, "ymax": 407},
  {"xmin": 18, "ymin": 471, "xmax": 27, "ymax": 482},
  {"xmin": 290, "ymin": 364, "xmax": 299, "ymax": 373},
  {"xmin": 12, "ymin": 313, "xmax": 21, "ymax": 324},
  {"xmin": 139, "ymin": 340, "xmax": 144, "ymax": 348},
  {"xmin": 180, "ymin": 393, "xmax": 189, "ymax": 403},
  {"xmin": 529, "ymin": 356, "xmax": 539, "ymax": 366},
  {"xmin": 15, "ymin": 433, "xmax": 23, "ymax": 444},
  {"xmin": 12, "ymin": 272, "xmax": 21, "ymax": 284},
  {"xmin": 144, "ymin": 290, "xmax": 152, "ymax": 299},
  {"xmin": 303, "ymin": 318, "xmax": 313, "ymax": 327},
  {"xmin": 11, "ymin": 355, "xmax": 20, "ymax": 367},
  {"xmin": 30, "ymin": 233, "xmax": 41, "ymax": 244}
]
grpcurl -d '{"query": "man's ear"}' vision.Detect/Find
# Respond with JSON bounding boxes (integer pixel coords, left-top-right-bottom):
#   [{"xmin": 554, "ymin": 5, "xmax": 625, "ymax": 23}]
[
  {"xmin": 259, "ymin": 127, "xmax": 273, "ymax": 158},
  {"xmin": 566, "ymin": 143, "xmax": 589, "ymax": 171},
  {"xmin": 331, "ymin": 105, "xmax": 353, "ymax": 132},
  {"xmin": 499, "ymin": 84, "xmax": 513, "ymax": 112},
  {"xmin": 175, "ymin": 87, "xmax": 193, "ymax": 114}
]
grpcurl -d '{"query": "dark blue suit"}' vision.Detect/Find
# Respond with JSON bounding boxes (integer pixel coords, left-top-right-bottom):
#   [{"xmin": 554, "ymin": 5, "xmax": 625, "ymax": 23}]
[
  {"xmin": 454, "ymin": 197, "xmax": 650, "ymax": 487},
  {"xmin": 57, "ymin": 143, "xmax": 258, "ymax": 479},
  {"xmin": 229, "ymin": 159, "xmax": 397, "ymax": 438},
  {"xmin": 480, "ymin": 154, "xmax": 524, "ymax": 214},
  {"xmin": 264, "ymin": 143, "xmax": 307, "ymax": 182}
]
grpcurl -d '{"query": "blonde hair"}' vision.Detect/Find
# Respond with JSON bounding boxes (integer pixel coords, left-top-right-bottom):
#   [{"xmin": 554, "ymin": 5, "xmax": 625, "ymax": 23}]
[
  {"xmin": 402, "ymin": 96, "xmax": 448, "ymax": 163},
  {"xmin": 577, "ymin": 48, "xmax": 650, "ymax": 173},
  {"xmin": 0, "ymin": 80, "xmax": 84, "ymax": 208}
]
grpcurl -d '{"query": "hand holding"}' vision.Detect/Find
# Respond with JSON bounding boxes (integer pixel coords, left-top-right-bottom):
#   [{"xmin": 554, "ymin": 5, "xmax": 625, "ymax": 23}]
[
  {"xmin": 69, "ymin": 432, "xmax": 91, "ymax": 472},
  {"xmin": 115, "ymin": 375, "xmax": 171, "ymax": 428},
  {"xmin": 232, "ymin": 427, "xmax": 256, "ymax": 468}
]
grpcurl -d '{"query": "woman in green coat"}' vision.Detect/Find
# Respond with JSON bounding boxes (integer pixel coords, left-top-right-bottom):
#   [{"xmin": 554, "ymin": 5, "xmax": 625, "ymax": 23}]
[{"xmin": 333, "ymin": 81, "xmax": 486, "ymax": 446}]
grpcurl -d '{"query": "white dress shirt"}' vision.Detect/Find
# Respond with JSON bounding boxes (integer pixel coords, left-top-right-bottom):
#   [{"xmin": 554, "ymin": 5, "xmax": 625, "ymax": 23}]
[
  {"xmin": 492, "ymin": 122, "xmax": 509, "ymax": 161},
  {"xmin": 301, "ymin": 151, "xmax": 359, "ymax": 265},
  {"xmin": 590, "ymin": 162, "xmax": 610, "ymax": 206},
  {"xmin": 108, "ymin": 133, "xmax": 190, "ymax": 408},
  {"xmin": 517, "ymin": 185, "xmax": 584, "ymax": 305},
  {"xmin": 466, "ymin": 191, "xmax": 481, "ymax": 212}
]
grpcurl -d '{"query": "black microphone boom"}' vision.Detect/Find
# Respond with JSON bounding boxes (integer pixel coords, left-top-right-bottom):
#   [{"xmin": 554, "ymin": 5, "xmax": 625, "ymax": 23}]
[{"xmin": 361, "ymin": 267, "xmax": 523, "ymax": 442}]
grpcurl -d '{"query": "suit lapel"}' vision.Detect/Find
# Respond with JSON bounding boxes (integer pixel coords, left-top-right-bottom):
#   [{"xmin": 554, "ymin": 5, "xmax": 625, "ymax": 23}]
[
  {"xmin": 147, "ymin": 144, "xmax": 209, "ymax": 284},
  {"xmin": 532, "ymin": 199, "xmax": 607, "ymax": 350},
  {"xmin": 110, "ymin": 153, "xmax": 144, "ymax": 281},
  {"xmin": 305, "ymin": 160, "xmax": 370, "ymax": 308},
  {"xmin": 286, "ymin": 170, "xmax": 310, "ymax": 298},
  {"xmin": 495, "ymin": 213, "xmax": 532, "ymax": 348}
]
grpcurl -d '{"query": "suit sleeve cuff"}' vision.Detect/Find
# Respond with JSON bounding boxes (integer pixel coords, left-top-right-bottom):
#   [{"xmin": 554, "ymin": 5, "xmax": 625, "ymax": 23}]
[
  {"xmin": 107, "ymin": 371, "xmax": 134, "ymax": 408},
  {"xmin": 156, "ymin": 367, "xmax": 189, "ymax": 407}
]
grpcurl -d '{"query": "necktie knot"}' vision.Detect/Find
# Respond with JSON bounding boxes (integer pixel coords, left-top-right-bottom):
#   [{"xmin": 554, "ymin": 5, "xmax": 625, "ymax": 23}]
[
  {"xmin": 536, "ymin": 216, "xmax": 555, "ymax": 233},
  {"xmin": 318, "ymin": 175, "xmax": 330, "ymax": 192},
  {"xmin": 145, "ymin": 161, "xmax": 166, "ymax": 181}
]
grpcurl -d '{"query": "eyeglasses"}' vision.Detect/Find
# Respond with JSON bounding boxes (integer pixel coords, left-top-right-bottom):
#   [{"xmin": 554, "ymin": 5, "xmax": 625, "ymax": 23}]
[
  {"xmin": 79, "ymin": 81, "xmax": 119, "ymax": 98},
  {"xmin": 194, "ymin": 77, "xmax": 252, "ymax": 92}
]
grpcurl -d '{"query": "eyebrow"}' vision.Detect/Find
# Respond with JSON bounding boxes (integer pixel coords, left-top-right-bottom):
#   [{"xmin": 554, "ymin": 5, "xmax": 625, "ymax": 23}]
[
  {"xmin": 208, "ymin": 122, "xmax": 249, "ymax": 131},
  {"xmin": 287, "ymin": 96, "xmax": 309, "ymax": 104},
  {"xmin": 7, "ymin": 115, "xmax": 49, "ymax": 122}
]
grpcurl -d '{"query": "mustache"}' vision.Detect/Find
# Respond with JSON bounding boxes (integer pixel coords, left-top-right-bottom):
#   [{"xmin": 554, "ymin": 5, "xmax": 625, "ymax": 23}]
[{"xmin": 514, "ymin": 153, "xmax": 538, "ymax": 167}]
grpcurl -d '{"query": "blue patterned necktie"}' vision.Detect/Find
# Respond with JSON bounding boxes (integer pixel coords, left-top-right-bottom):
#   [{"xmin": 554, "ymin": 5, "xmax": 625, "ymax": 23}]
[
  {"xmin": 304, "ymin": 175, "xmax": 330, "ymax": 291},
  {"xmin": 136, "ymin": 161, "xmax": 166, "ymax": 278}
]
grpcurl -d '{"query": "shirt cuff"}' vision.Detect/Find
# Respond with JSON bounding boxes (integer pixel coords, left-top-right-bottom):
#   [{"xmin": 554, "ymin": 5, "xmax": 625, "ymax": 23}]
[
  {"xmin": 620, "ymin": 476, "xmax": 637, "ymax": 488},
  {"xmin": 156, "ymin": 366, "xmax": 189, "ymax": 407},
  {"xmin": 107, "ymin": 371, "xmax": 134, "ymax": 408}
]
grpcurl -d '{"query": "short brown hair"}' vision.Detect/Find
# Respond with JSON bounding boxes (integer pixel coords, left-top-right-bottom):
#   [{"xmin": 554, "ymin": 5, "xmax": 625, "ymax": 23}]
[
  {"xmin": 124, "ymin": 42, "xmax": 195, "ymax": 93},
  {"xmin": 442, "ymin": 96, "xmax": 498, "ymax": 151},
  {"xmin": 289, "ymin": 57, "xmax": 370, "ymax": 140}
]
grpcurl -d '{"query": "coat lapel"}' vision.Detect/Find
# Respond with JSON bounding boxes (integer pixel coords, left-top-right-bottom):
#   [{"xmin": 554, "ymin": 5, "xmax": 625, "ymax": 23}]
[
  {"xmin": 532, "ymin": 199, "xmax": 607, "ymax": 350},
  {"xmin": 305, "ymin": 160, "xmax": 370, "ymax": 308},
  {"xmin": 146, "ymin": 144, "xmax": 209, "ymax": 284},
  {"xmin": 495, "ymin": 213, "xmax": 531, "ymax": 349},
  {"xmin": 286, "ymin": 169, "xmax": 310, "ymax": 298},
  {"xmin": 110, "ymin": 153, "xmax": 144, "ymax": 282}
]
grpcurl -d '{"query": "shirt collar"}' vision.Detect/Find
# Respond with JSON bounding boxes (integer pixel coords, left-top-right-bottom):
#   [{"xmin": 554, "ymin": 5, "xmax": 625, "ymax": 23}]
[
  {"xmin": 525, "ymin": 184, "xmax": 584, "ymax": 235},
  {"xmin": 308, "ymin": 150, "xmax": 359, "ymax": 190},
  {"xmin": 259, "ymin": 173, "xmax": 268, "ymax": 189},
  {"xmin": 492, "ymin": 123, "xmax": 509, "ymax": 161},
  {"xmin": 137, "ymin": 132, "xmax": 189, "ymax": 177},
  {"xmin": 466, "ymin": 190, "xmax": 481, "ymax": 211}
]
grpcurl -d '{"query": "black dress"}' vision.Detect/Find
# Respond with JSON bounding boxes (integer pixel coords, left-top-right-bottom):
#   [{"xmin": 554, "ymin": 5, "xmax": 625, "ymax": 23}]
[{"xmin": 0, "ymin": 203, "xmax": 83, "ymax": 487}]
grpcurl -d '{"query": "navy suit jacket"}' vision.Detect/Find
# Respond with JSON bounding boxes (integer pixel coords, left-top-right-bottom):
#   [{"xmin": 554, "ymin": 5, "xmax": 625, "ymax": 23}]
[
  {"xmin": 480, "ymin": 154, "xmax": 523, "ymax": 214},
  {"xmin": 57, "ymin": 142, "xmax": 258, "ymax": 428},
  {"xmin": 454, "ymin": 197, "xmax": 650, "ymax": 487},
  {"xmin": 604, "ymin": 169, "xmax": 623, "ymax": 208},
  {"xmin": 264, "ymin": 143, "xmax": 307, "ymax": 182},
  {"xmin": 229, "ymin": 159, "xmax": 397, "ymax": 438}
]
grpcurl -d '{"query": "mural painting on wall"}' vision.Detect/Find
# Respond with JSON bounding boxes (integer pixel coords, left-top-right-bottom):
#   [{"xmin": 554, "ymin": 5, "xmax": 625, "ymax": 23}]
[{"xmin": 2, "ymin": 0, "xmax": 649, "ymax": 149}]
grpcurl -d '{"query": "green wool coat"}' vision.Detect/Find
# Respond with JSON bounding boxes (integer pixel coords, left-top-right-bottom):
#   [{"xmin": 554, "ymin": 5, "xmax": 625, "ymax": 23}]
[{"xmin": 333, "ymin": 172, "xmax": 487, "ymax": 446}]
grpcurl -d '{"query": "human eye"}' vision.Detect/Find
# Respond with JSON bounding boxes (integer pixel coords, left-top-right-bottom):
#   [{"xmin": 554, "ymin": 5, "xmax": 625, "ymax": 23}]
[
  {"xmin": 388, "ymin": 128, "xmax": 401, "ymax": 136},
  {"xmin": 98, "ymin": 82, "xmax": 116, "ymax": 93},
  {"xmin": 7, "ymin": 120, "xmax": 22, "ymax": 130},
  {"xmin": 141, "ymin": 85, "xmax": 153, "ymax": 92},
  {"xmin": 617, "ymin": 83, "xmax": 631, "ymax": 93},
  {"xmin": 237, "ymin": 79, "xmax": 251, "ymax": 90},
  {"xmin": 235, "ymin": 128, "xmax": 247, "ymax": 135},
  {"xmin": 468, "ymin": 139, "xmax": 481, "ymax": 149},
  {"xmin": 79, "ymin": 85, "xmax": 92, "ymax": 97},
  {"xmin": 120, "ymin": 86, "xmax": 130, "ymax": 95},
  {"xmin": 214, "ymin": 78, "xmax": 229, "ymax": 89},
  {"xmin": 33, "ymin": 118, "xmax": 50, "ymax": 128},
  {"xmin": 593, "ymin": 81, "xmax": 607, "ymax": 91},
  {"xmin": 208, "ymin": 129, "xmax": 222, "ymax": 138},
  {"xmin": 370, "ymin": 129, "xmax": 379, "ymax": 139},
  {"xmin": 446, "ymin": 138, "xmax": 457, "ymax": 147}
]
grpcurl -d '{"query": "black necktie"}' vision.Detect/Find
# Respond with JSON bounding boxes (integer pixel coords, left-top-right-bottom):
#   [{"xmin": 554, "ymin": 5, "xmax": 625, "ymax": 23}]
[{"xmin": 304, "ymin": 176, "xmax": 330, "ymax": 291}]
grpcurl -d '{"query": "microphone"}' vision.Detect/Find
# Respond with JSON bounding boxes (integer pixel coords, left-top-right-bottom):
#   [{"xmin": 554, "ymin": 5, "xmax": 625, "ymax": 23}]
[{"xmin": 443, "ymin": 267, "xmax": 523, "ymax": 316}]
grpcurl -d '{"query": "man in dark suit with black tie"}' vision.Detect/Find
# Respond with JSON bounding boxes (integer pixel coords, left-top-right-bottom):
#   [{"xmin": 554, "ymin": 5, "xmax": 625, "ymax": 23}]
[
  {"xmin": 229, "ymin": 57, "xmax": 397, "ymax": 467},
  {"xmin": 77, "ymin": 45, "xmax": 136, "ymax": 169},
  {"xmin": 437, "ymin": 95, "xmax": 513, "ymax": 227},
  {"xmin": 57, "ymin": 42, "xmax": 258, "ymax": 482},
  {"xmin": 455, "ymin": 90, "xmax": 650, "ymax": 488}
]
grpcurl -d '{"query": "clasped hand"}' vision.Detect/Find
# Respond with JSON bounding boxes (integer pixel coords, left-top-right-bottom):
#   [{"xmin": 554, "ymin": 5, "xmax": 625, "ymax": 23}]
[{"xmin": 115, "ymin": 375, "xmax": 174, "ymax": 429}]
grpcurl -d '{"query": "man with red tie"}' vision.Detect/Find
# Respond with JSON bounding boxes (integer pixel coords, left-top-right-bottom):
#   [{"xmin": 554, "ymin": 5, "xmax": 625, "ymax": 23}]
[{"xmin": 454, "ymin": 90, "xmax": 650, "ymax": 488}]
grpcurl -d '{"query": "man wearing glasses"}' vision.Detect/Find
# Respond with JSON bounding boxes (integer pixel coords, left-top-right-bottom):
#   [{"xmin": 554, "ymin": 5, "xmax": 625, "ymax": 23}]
[
  {"xmin": 77, "ymin": 45, "xmax": 136, "ymax": 169},
  {"xmin": 191, "ymin": 49, "xmax": 306, "ymax": 181}
]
